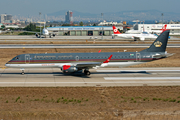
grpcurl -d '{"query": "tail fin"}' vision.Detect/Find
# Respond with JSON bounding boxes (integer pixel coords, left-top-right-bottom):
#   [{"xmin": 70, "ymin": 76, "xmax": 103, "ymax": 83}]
[
  {"xmin": 112, "ymin": 26, "xmax": 121, "ymax": 34},
  {"xmin": 141, "ymin": 30, "xmax": 170, "ymax": 52},
  {"xmin": 161, "ymin": 24, "xmax": 167, "ymax": 33}
]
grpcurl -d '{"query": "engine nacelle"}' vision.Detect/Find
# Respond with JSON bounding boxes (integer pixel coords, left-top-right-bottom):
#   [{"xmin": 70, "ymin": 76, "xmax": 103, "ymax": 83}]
[
  {"xmin": 62, "ymin": 65, "xmax": 78, "ymax": 73},
  {"xmin": 35, "ymin": 33, "xmax": 39, "ymax": 38}
]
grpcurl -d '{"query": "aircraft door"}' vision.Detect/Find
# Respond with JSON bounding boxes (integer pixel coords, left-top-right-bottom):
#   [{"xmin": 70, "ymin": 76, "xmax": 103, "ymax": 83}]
[
  {"xmin": 25, "ymin": 54, "xmax": 30, "ymax": 64},
  {"xmin": 136, "ymin": 53, "xmax": 141, "ymax": 62},
  {"xmin": 75, "ymin": 56, "xmax": 79, "ymax": 61}
]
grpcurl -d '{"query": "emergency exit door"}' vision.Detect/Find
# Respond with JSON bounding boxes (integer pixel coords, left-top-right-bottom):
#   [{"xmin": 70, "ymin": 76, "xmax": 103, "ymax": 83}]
[{"xmin": 25, "ymin": 55, "xmax": 30, "ymax": 64}]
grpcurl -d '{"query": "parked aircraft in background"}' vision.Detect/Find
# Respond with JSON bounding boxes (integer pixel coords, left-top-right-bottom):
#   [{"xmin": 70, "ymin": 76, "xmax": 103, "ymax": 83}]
[
  {"xmin": 26, "ymin": 22, "xmax": 56, "ymax": 38},
  {"xmin": 0, "ymin": 29, "xmax": 12, "ymax": 34},
  {"xmin": 112, "ymin": 26, "xmax": 158, "ymax": 41},
  {"xmin": 150, "ymin": 24, "xmax": 167, "ymax": 34},
  {"xmin": 5, "ymin": 30, "xmax": 172, "ymax": 76},
  {"xmin": 125, "ymin": 24, "xmax": 167, "ymax": 34}
]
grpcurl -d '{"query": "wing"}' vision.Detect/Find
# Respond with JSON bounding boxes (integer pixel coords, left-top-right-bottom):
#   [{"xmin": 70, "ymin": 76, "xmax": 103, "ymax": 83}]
[
  {"xmin": 63, "ymin": 55, "xmax": 113, "ymax": 70},
  {"xmin": 134, "ymin": 36, "xmax": 145, "ymax": 41},
  {"xmin": 76, "ymin": 62, "xmax": 102, "ymax": 69},
  {"xmin": 24, "ymin": 31, "xmax": 40, "ymax": 33},
  {"xmin": 76, "ymin": 55, "xmax": 113, "ymax": 69}
]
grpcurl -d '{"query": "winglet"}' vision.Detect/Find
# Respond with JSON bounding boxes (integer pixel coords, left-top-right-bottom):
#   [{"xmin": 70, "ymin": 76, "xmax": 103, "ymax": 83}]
[
  {"xmin": 112, "ymin": 26, "xmax": 121, "ymax": 34},
  {"xmin": 98, "ymin": 50, "xmax": 101, "ymax": 53},
  {"xmin": 103, "ymin": 55, "xmax": 113, "ymax": 63}
]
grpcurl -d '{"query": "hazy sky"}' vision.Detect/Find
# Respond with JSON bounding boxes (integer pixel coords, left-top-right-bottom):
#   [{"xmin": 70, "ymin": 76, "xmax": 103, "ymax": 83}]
[{"xmin": 1, "ymin": 0, "xmax": 180, "ymax": 16}]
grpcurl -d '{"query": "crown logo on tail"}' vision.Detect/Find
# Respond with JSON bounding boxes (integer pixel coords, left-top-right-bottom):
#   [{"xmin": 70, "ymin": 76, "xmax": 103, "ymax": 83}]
[{"xmin": 154, "ymin": 41, "xmax": 162, "ymax": 47}]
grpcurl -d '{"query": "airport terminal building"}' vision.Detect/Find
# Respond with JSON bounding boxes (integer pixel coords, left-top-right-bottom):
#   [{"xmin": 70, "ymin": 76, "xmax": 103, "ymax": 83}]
[
  {"xmin": 47, "ymin": 26, "xmax": 116, "ymax": 36},
  {"xmin": 134, "ymin": 24, "xmax": 180, "ymax": 35}
]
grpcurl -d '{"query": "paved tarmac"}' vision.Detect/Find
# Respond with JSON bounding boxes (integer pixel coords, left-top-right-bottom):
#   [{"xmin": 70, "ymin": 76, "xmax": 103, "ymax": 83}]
[
  {"xmin": 0, "ymin": 35, "xmax": 113, "ymax": 40},
  {"xmin": 0, "ymin": 44, "xmax": 179, "ymax": 48},
  {"xmin": 0, "ymin": 35, "xmax": 179, "ymax": 40},
  {"xmin": 0, "ymin": 67, "xmax": 180, "ymax": 87}
]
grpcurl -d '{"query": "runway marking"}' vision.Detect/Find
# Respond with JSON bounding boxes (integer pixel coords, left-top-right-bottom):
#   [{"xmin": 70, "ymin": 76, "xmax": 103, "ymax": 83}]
[
  {"xmin": 0, "ymin": 81, "xmax": 180, "ymax": 84},
  {"xmin": 104, "ymin": 77, "xmax": 180, "ymax": 80},
  {"xmin": 97, "ymin": 70, "xmax": 180, "ymax": 72}
]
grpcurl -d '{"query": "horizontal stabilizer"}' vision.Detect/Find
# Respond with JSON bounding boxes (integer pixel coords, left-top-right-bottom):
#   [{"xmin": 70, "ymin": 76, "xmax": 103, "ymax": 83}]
[{"xmin": 153, "ymin": 53, "xmax": 174, "ymax": 58}]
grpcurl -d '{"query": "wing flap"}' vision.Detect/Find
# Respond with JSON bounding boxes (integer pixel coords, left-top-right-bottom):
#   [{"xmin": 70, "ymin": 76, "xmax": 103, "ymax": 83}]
[
  {"xmin": 75, "ymin": 55, "xmax": 113, "ymax": 69},
  {"xmin": 76, "ymin": 62, "xmax": 101, "ymax": 69}
]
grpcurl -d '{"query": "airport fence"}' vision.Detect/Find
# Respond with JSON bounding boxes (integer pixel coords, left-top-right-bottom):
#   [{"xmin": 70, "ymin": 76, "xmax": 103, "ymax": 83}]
[{"xmin": 0, "ymin": 110, "xmax": 180, "ymax": 120}]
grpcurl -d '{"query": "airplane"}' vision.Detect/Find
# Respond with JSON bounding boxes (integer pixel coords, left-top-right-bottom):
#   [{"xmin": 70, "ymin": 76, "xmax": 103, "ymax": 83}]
[
  {"xmin": 25, "ymin": 22, "xmax": 56, "ymax": 38},
  {"xmin": 125, "ymin": 24, "xmax": 167, "ymax": 34},
  {"xmin": 5, "ymin": 30, "xmax": 172, "ymax": 76},
  {"xmin": 0, "ymin": 30, "xmax": 12, "ymax": 34},
  {"xmin": 112, "ymin": 26, "xmax": 158, "ymax": 41}
]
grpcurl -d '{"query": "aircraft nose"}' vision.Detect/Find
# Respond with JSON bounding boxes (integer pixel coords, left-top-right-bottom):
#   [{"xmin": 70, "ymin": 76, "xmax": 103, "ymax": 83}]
[{"xmin": 5, "ymin": 63, "xmax": 9, "ymax": 67}]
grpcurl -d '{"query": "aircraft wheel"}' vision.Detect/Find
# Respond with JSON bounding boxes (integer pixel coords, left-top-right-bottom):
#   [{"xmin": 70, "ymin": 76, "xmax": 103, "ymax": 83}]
[
  {"xmin": 21, "ymin": 71, "xmax": 24, "ymax": 75},
  {"xmin": 84, "ymin": 70, "xmax": 90, "ymax": 76}
]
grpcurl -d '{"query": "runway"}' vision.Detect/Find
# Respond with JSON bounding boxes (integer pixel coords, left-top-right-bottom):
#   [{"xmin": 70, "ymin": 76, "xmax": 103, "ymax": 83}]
[
  {"xmin": 0, "ymin": 44, "xmax": 180, "ymax": 48},
  {"xmin": 0, "ymin": 36, "xmax": 113, "ymax": 40},
  {"xmin": 0, "ymin": 35, "xmax": 180, "ymax": 40},
  {"xmin": 0, "ymin": 67, "xmax": 180, "ymax": 87}
]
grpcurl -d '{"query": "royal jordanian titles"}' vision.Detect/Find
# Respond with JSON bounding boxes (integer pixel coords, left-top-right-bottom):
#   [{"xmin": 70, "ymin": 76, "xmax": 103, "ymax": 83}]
[{"xmin": 5, "ymin": 30, "xmax": 172, "ymax": 75}]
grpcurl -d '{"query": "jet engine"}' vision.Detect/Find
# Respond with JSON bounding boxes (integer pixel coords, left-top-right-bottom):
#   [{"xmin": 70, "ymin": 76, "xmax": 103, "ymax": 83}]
[
  {"xmin": 61, "ymin": 65, "xmax": 78, "ymax": 73},
  {"xmin": 49, "ymin": 34, "xmax": 55, "ymax": 38},
  {"xmin": 35, "ymin": 33, "xmax": 39, "ymax": 38}
]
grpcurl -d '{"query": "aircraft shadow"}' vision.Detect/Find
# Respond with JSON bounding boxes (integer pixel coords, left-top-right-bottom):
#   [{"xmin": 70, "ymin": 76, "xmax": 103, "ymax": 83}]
[
  {"xmin": 1, "ymin": 71, "xmax": 151, "ymax": 78},
  {"xmin": 93, "ymin": 71, "xmax": 151, "ymax": 74}
]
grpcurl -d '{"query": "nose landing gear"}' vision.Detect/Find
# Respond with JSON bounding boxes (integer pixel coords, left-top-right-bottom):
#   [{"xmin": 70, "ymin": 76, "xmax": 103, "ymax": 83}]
[{"xmin": 20, "ymin": 68, "xmax": 25, "ymax": 75}]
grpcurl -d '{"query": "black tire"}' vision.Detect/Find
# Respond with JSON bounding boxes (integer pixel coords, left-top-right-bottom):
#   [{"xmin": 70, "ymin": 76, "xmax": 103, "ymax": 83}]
[{"xmin": 84, "ymin": 70, "xmax": 90, "ymax": 76}]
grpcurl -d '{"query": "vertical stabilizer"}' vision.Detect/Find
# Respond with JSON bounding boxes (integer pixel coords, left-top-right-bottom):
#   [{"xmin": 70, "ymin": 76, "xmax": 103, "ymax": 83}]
[
  {"xmin": 161, "ymin": 24, "xmax": 167, "ymax": 33},
  {"xmin": 141, "ymin": 30, "xmax": 170, "ymax": 52},
  {"xmin": 112, "ymin": 26, "xmax": 121, "ymax": 34}
]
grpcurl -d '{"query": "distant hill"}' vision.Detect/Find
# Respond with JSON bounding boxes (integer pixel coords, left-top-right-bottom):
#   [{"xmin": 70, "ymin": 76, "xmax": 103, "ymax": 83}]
[{"xmin": 47, "ymin": 10, "xmax": 180, "ymax": 21}]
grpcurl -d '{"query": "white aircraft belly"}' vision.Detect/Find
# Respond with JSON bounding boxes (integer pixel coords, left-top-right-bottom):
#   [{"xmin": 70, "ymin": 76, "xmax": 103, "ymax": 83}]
[
  {"xmin": 5, "ymin": 63, "xmax": 71, "ymax": 68},
  {"xmin": 5, "ymin": 62, "xmax": 146, "ymax": 69},
  {"xmin": 106, "ymin": 62, "xmax": 145, "ymax": 67}
]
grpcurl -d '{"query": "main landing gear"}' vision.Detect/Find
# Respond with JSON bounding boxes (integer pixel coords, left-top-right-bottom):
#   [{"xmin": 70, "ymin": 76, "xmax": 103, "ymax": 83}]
[
  {"xmin": 84, "ymin": 69, "xmax": 91, "ymax": 76},
  {"xmin": 20, "ymin": 68, "xmax": 25, "ymax": 75}
]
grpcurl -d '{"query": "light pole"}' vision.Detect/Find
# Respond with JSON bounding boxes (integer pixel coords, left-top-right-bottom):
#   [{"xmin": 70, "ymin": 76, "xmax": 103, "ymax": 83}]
[
  {"xmin": 39, "ymin": 12, "xmax": 41, "ymax": 38},
  {"xmin": 161, "ymin": 13, "xmax": 164, "ymax": 28},
  {"xmin": 101, "ymin": 13, "xmax": 103, "ymax": 39}
]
